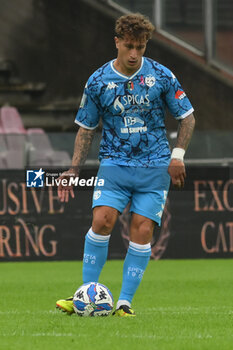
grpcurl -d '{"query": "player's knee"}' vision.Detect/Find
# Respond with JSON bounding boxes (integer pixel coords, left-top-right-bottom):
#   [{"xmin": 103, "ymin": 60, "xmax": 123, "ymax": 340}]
[
  {"xmin": 92, "ymin": 208, "xmax": 117, "ymax": 235},
  {"xmin": 92, "ymin": 216, "xmax": 113, "ymax": 235},
  {"xmin": 138, "ymin": 222, "xmax": 153, "ymax": 239},
  {"xmin": 131, "ymin": 218, "xmax": 154, "ymax": 244}
]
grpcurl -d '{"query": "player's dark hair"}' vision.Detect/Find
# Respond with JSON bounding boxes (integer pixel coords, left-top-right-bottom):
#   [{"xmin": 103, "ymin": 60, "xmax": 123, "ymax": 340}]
[{"xmin": 115, "ymin": 13, "xmax": 155, "ymax": 41}]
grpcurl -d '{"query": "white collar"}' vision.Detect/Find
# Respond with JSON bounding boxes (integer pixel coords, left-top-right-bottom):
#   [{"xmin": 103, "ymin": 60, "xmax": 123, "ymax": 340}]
[{"xmin": 110, "ymin": 57, "xmax": 144, "ymax": 79}]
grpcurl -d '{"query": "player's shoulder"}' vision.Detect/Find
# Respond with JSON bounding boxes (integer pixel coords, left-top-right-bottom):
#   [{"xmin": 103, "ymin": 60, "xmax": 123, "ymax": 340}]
[
  {"xmin": 87, "ymin": 61, "xmax": 112, "ymax": 87},
  {"xmin": 143, "ymin": 57, "xmax": 175, "ymax": 80}
]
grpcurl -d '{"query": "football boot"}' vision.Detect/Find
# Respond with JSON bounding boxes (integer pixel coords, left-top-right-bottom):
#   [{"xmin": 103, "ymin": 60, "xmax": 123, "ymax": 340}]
[
  {"xmin": 56, "ymin": 296, "xmax": 74, "ymax": 315},
  {"xmin": 112, "ymin": 305, "xmax": 136, "ymax": 317}
]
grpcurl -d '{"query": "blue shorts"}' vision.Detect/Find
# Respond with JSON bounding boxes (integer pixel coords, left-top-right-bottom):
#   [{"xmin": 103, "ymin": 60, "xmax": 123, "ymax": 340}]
[{"xmin": 92, "ymin": 163, "xmax": 170, "ymax": 225}]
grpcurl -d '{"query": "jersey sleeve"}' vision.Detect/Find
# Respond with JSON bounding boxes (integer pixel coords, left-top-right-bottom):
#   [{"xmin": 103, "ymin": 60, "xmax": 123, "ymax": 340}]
[
  {"xmin": 75, "ymin": 77, "xmax": 102, "ymax": 129},
  {"xmin": 163, "ymin": 69, "xmax": 194, "ymax": 120}
]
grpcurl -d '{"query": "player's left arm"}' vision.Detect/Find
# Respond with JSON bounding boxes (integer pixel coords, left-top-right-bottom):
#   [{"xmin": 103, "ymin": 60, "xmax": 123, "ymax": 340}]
[{"xmin": 168, "ymin": 113, "xmax": 195, "ymax": 187}]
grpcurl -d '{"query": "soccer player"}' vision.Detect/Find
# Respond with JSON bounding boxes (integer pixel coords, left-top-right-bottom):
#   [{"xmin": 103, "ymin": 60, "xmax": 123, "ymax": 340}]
[{"xmin": 56, "ymin": 13, "xmax": 195, "ymax": 317}]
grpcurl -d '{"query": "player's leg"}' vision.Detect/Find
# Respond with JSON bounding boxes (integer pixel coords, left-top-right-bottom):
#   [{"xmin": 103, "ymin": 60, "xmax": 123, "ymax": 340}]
[
  {"xmin": 84, "ymin": 164, "xmax": 131, "ymax": 283},
  {"xmin": 56, "ymin": 206, "xmax": 118, "ymax": 314},
  {"xmin": 86, "ymin": 163, "xmax": 132, "ymax": 283},
  {"xmin": 56, "ymin": 164, "xmax": 130, "ymax": 314},
  {"xmin": 82, "ymin": 206, "xmax": 119, "ymax": 283},
  {"xmin": 114, "ymin": 166, "xmax": 170, "ymax": 316},
  {"xmin": 113, "ymin": 214, "xmax": 154, "ymax": 317}
]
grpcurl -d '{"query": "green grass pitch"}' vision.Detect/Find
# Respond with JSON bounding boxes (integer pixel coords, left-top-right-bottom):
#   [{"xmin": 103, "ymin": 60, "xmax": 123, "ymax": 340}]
[{"xmin": 0, "ymin": 259, "xmax": 233, "ymax": 350}]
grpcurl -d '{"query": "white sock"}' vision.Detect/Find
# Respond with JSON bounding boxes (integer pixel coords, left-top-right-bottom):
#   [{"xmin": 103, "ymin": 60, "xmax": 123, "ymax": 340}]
[{"xmin": 116, "ymin": 299, "xmax": 131, "ymax": 309}]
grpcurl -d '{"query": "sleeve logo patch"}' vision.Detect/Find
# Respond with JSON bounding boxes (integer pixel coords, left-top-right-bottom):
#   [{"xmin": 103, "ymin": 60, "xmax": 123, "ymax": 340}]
[{"xmin": 175, "ymin": 90, "xmax": 186, "ymax": 100}]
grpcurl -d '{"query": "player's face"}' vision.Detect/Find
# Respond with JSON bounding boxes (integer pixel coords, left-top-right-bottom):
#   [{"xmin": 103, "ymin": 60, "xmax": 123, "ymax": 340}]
[{"xmin": 114, "ymin": 35, "xmax": 147, "ymax": 75}]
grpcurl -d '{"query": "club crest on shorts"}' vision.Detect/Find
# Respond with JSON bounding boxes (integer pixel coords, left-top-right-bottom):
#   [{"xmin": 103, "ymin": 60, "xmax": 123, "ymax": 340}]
[{"xmin": 93, "ymin": 190, "xmax": 101, "ymax": 200}]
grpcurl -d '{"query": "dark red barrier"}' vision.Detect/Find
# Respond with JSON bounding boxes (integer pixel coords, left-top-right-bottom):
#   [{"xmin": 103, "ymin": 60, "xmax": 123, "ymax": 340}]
[{"xmin": 0, "ymin": 166, "xmax": 232, "ymax": 261}]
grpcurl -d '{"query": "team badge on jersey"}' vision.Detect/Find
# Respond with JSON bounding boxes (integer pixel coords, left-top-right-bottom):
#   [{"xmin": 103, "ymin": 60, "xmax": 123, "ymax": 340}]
[
  {"xmin": 127, "ymin": 81, "xmax": 134, "ymax": 91},
  {"xmin": 145, "ymin": 75, "xmax": 156, "ymax": 87}
]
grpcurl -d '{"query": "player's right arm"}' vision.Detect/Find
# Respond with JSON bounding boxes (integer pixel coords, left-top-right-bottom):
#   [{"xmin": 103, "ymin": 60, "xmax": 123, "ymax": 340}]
[
  {"xmin": 58, "ymin": 126, "xmax": 95, "ymax": 202},
  {"xmin": 58, "ymin": 72, "xmax": 102, "ymax": 202}
]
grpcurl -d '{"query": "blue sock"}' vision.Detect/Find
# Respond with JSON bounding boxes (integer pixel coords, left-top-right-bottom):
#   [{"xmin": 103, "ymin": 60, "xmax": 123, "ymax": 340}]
[
  {"xmin": 117, "ymin": 241, "xmax": 151, "ymax": 308},
  {"xmin": 82, "ymin": 228, "xmax": 110, "ymax": 283}
]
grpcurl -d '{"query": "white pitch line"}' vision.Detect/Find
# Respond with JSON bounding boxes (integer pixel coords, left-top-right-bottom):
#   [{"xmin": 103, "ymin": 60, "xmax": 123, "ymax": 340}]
[
  {"xmin": 32, "ymin": 333, "xmax": 73, "ymax": 337},
  {"xmin": 143, "ymin": 306, "xmax": 233, "ymax": 315},
  {"xmin": 1, "ymin": 307, "xmax": 232, "ymax": 317},
  {"xmin": 0, "ymin": 310, "xmax": 58, "ymax": 315},
  {"xmin": 1, "ymin": 306, "xmax": 232, "ymax": 315},
  {"xmin": 0, "ymin": 332, "xmax": 216, "ymax": 340}
]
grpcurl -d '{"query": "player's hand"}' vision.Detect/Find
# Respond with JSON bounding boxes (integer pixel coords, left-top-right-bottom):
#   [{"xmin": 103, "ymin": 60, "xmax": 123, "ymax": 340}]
[
  {"xmin": 57, "ymin": 168, "xmax": 78, "ymax": 202},
  {"xmin": 168, "ymin": 158, "xmax": 186, "ymax": 188}
]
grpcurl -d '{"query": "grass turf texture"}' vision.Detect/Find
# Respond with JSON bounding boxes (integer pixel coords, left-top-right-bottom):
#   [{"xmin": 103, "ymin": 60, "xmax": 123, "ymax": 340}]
[{"xmin": 0, "ymin": 260, "xmax": 233, "ymax": 350}]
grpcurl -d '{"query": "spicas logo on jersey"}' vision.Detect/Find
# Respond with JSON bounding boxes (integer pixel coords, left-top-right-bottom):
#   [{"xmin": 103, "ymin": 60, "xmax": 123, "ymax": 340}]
[{"xmin": 113, "ymin": 94, "xmax": 150, "ymax": 114}]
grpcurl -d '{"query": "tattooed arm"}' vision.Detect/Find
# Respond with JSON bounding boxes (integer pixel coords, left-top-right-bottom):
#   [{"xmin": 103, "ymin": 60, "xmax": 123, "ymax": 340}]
[
  {"xmin": 71, "ymin": 127, "xmax": 96, "ymax": 173},
  {"xmin": 58, "ymin": 127, "xmax": 96, "ymax": 202},
  {"xmin": 175, "ymin": 113, "xmax": 195, "ymax": 150},
  {"xmin": 168, "ymin": 113, "xmax": 195, "ymax": 187}
]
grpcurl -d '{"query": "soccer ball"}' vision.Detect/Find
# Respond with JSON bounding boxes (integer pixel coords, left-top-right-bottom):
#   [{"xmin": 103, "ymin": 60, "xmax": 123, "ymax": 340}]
[{"xmin": 73, "ymin": 282, "xmax": 114, "ymax": 317}]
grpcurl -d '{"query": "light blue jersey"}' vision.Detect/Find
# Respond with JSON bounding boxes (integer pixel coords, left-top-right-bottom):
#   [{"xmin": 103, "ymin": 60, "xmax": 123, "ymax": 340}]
[{"xmin": 75, "ymin": 57, "xmax": 194, "ymax": 167}]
